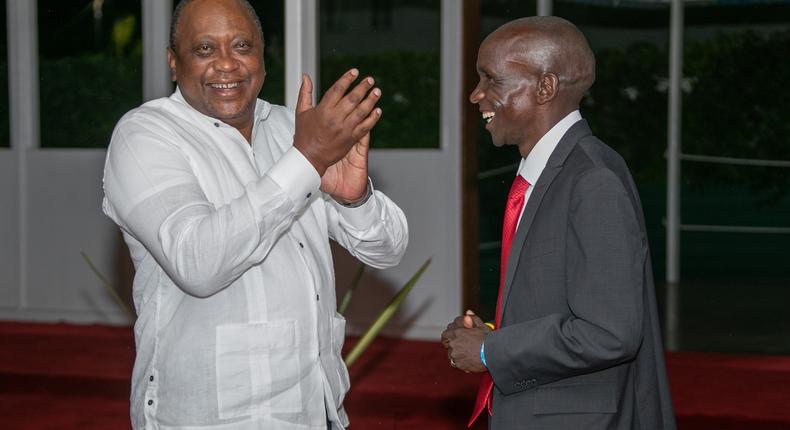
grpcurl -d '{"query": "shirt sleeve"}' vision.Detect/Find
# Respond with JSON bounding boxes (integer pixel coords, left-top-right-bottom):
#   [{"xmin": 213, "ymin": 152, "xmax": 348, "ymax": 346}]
[
  {"xmin": 324, "ymin": 180, "xmax": 409, "ymax": 269},
  {"xmin": 102, "ymin": 118, "xmax": 319, "ymax": 298}
]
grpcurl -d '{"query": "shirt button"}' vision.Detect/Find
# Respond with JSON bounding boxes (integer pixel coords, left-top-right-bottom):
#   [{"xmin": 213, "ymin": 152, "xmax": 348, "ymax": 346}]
[
  {"xmin": 306, "ymin": 192, "xmax": 312, "ymax": 199},
  {"xmin": 147, "ymin": 400, "xmax": 153, "ymax": 406},
  {"xmin": 149, "ymin": 375, "xmax": 154, "ymax": 382},
  {"xmin": 213, "ymin": 122, "xmax": 220, "ymax": 127},
  {"xmin": 316, "ymin": 294, "xmax": 320, "ymax": 301},
  {"xmin": 299, "ymin": 242, "xmax": 304, "ymax": 248}
]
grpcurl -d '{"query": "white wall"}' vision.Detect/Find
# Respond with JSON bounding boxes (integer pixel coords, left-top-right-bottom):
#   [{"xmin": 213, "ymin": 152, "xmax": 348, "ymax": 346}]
[
  {"xmin": 0, "ymin": 152, "xmax": 20, "ymax": 309},
  {"xmin": 0, "ymin": 150, "xmax": 130, "ymax": 324},
  {"xmin": 336, "ymin": 150, "xmax": 461, "ymax": 340}
]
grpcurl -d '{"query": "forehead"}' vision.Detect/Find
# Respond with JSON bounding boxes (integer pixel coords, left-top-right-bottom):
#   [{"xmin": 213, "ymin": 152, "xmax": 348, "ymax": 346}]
[
  {"xmin": 178, "ymin": 0, "xmax": 257, "ymax": 40},
  {"xmin": 477, "ymin": 32, "xmax": 524, "ymax": 72}
]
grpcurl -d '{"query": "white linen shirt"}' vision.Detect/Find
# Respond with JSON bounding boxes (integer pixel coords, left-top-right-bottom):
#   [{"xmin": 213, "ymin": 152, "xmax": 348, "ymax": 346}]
[{"xmin": 102, "ymin": 88, "xmax": 408, "ymax": 430}]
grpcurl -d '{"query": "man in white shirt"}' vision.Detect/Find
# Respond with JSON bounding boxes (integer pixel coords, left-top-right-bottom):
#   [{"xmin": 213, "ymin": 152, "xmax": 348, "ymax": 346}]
[{"xmin": 102, "ymin": 0, "xmax": 408, "ymax": 428}]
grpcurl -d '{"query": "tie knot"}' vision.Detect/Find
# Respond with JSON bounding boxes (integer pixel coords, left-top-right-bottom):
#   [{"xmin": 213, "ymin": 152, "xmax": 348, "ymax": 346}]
[{"xmin": 509, "ymin": 175, "xmax": 529, "ymax": 197}]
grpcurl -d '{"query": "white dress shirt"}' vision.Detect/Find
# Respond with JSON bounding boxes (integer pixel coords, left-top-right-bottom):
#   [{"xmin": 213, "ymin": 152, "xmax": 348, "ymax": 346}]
[
  {"xmin": 516, "ymin": 110, "xmax": 582, "ymax": 226},
  {"xmin": 102, "ymin": 88, "xmax": 408, "ymax": 430}
]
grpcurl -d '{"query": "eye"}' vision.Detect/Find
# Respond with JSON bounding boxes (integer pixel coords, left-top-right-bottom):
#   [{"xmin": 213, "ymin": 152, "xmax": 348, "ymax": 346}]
[
  {"xmin": 235, "ymin": 40, "xmax": 253, "ymax": 52},
  {"xmin": 194, "ymin": 43, "xmax": 213, "ymax": 56}
]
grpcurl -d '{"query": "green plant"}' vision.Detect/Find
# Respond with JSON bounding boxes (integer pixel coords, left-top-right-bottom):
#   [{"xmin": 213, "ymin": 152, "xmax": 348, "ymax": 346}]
[
  {"xmin": 342, "ymin": 257, "xmax": 432, "ymax": 367},
  {"xmin": 81, "ymin": 252, "xmax": 135, "ymax": 320}
]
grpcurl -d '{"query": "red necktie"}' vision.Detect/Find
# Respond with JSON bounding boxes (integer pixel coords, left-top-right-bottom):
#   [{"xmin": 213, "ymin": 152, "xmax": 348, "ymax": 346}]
[{"xmin": 468, "ymin": 175, "xmax": 529, "ymax": 427}]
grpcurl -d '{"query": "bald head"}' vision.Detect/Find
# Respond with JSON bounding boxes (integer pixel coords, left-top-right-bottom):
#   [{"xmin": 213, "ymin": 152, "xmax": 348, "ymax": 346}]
[{"xmin": 485, "ymin": 16, "xmax": 595, "ymax": 106}]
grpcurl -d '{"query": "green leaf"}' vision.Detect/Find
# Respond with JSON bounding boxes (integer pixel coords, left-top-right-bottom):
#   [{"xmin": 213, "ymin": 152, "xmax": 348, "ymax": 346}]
[
  {"xmin": 80, "ymin": 251, "xmax": 136, "ymax": 320},
  {"xmin": 338, "ymin": 263, "xmax": 366, "ymax": 316},
  {"xmin": 344, "ymin": 257, "xmax": 432, "ymax": 367}
]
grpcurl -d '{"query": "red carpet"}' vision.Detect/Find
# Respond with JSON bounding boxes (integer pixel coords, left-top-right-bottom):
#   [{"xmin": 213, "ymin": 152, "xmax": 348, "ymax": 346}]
[{"xmin": 1, "ymin": 322, "xmax": 790, "ymax": 429}]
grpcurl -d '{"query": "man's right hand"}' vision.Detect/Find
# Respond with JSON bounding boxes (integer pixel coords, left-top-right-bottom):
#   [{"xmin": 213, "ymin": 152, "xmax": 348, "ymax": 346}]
[
  {"xmin": 293, "ymin": 69, "xmax": 382, "ymax": 177},
  {"xmin": 441, "ymin": 310, "xmax": 491, "ymax": 348}
]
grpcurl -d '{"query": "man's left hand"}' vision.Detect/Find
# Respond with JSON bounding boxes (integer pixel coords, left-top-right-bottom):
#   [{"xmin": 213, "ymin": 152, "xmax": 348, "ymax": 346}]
[
  {"xmin": 321, "ymin": 133, "xmax": 370, "ymax": 203},
  {"xmin": 441, "ymin": 311, "xmax": 491, "ymax": 373}
]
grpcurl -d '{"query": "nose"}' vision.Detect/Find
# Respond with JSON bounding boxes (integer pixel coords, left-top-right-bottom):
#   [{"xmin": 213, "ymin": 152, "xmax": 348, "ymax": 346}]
[
  {"xmin": 469, "ymin": 83, "xmax": 484, "ymax": 104},
  {"xmin": 213, "ymin": 49, "xmax": 240, "ymax": 73}
]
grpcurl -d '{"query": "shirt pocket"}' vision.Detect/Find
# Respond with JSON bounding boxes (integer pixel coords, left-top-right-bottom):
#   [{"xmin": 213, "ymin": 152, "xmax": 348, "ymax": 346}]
[
  {"xmin": 330, "ymin": 314, "xmax": 350, "ymax": 398},
  {"xmin": 215, "ymin": 320, "xmax": 303, "ymax": 419}
]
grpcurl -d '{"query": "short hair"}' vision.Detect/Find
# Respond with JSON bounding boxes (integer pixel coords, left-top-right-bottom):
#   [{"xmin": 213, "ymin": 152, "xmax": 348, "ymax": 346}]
[
  {"xmin": 496, "ymin": 16, "xmax": 596, "ymax": 100},
  {"xmin": 169, "ymin": 0, "xmax": 264, "ymax": 50}
]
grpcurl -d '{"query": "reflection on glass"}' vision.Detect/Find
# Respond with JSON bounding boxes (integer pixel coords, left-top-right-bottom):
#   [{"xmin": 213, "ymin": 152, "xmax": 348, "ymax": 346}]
[
  {"xmin": 0, "ymin": 1, "xmax": 9, "ymax": 147},
  {"xmin": 320, "ymin": 0, "xmax": 440, "ymax": 149},
  {"xmin": 677, "ymin": 5, "xmax": 790, "ymax": 283},
  {"xmin": 248, "ymin": 0, "xmax": 284, "ymax": 105},
  {"xmin": 39, "ymin": 0, "xmax": 142, "ymax": 148}
]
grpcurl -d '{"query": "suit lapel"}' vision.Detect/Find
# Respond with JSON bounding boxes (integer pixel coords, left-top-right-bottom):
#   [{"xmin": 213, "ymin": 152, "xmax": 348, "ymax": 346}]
[{"xmin": 500, "ymin": 120, "xmax": 593, "ymax": 319}]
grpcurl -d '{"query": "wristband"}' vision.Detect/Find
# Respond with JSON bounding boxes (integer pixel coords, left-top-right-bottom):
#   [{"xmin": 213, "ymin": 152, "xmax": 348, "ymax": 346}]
[
  {"xmin": 337, "ymin": 177, "xmax": 373, "ymax": 208},
  {"xmin": 484, "ymin": 322, "xmax": 495, "ymax": 330}
]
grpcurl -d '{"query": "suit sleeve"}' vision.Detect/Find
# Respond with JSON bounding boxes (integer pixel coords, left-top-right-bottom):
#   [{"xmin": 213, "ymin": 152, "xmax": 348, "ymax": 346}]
[{"xmin": 485, "ymin": 167, "xmax": 645, "ymax": 395}]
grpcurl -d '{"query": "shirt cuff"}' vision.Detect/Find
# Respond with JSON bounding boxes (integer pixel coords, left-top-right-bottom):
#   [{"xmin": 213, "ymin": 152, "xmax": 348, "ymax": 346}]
[
  {"xmin": 266, "ymin": 147, "xmax": 321, "ymax": 208},
  {"xmin": 330, "ymin": 181, "xmax": 380, "ymax": 229}
]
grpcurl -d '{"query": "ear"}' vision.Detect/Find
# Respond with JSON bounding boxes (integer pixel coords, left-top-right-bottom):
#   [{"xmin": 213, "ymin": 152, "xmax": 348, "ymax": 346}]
[
  {"xmin": 166, "ymin": 48, "xmax": 177, "ymax": 82},
  {"xmin": 536, "ymin": 73, "xmax": 558, "ymax": 105}
]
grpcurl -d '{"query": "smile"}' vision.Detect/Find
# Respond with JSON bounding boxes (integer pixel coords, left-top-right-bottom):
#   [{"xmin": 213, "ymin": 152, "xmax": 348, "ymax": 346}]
[
  {"xmin": 209, "ymin": 82, "xmax": 241, "ymax": 89},
  {"xmin": 482, "ymin": 111, "xmax": 495, "ymax": 124}
]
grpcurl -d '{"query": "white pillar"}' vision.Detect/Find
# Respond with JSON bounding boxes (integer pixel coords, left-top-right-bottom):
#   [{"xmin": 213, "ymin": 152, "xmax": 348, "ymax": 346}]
[
  {"xmin": 666, "ymin": 0, "xmax": 683, "ymax": 284},
  {"xmin": 537, "ymin": 0, "xmax": 553, "ymax": 17},
  {"xmin": 285, "ymin": 0, "xmax": 318, "ymax": 110},
  {"xmin": 442, "ymin": 0, "xmax": 463, "ymax": 313},
  {"xmin": 143, "ymin": 0, "xmax": 173, "ymax": 101},
  {"xmin": 7, "ymin": 0, "xmax": 39, "ymax": 309}
]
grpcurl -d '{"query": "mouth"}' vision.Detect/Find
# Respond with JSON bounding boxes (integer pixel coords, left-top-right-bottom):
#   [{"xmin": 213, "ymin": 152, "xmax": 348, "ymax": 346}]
[
  {"xmin": 482, "ymin": 111, "xmax": 495, "ymax": 124},
  {"xmin": 208, "ymin": 82, "xmax": 241, "ymax": 90}
]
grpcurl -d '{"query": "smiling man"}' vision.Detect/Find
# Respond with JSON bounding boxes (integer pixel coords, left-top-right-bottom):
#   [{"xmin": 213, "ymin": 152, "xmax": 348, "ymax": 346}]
[
  {"xmin": 102, "ymin": 0, "xmax": 408, "ymax": 429},
  {"xmin": 441, "ymin": 17, "xmax": 676, "ymax": 430}
]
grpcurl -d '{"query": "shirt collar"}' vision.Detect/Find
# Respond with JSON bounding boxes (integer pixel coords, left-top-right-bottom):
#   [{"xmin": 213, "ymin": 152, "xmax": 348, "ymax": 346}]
[{"xmin": 518, "ymin": 110, "xmax": 582, "ymax": 185}]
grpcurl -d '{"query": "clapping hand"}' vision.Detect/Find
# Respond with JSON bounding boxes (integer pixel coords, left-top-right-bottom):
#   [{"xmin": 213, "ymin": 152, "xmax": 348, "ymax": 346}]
[{"xmin": 293, "ymin": 69, "xmax": 381, "ymax": 203}]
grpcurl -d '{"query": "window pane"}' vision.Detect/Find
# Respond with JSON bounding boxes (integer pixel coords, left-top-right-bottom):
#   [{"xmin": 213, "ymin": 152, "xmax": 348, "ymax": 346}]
[
  {"xmin": 675, "ymin": 4, "xmax": 790, "ymax": 353},
  {"xmin": 248, "ymin": 0, "xmax": 284, "ymax": 105},
  {"xmin": 319, "ymin": 0, "xmax": 441, "ymax": 149},
  {"xmin": 0, "ymin": 1, "xmax": 8, "ymax": 147},
  {"xmin": 39, "ymin": 0, "xmax": 142, "ymax": 148},
  {"xmin": 680, "ymin": 4, "xmax": 790, "ymax": 280}
]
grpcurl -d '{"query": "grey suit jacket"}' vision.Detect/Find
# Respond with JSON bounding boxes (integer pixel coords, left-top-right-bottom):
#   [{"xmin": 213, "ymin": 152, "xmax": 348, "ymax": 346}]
[{"xmin": 485, "ymin": 121, "xmax": 676, "ymax": 429}]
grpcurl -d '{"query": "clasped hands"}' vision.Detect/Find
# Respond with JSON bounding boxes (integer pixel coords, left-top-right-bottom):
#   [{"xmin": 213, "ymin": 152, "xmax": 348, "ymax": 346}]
[
  {"xmin": 293, "ymin": 68, "xmax": 381, "ymax": 204},
  {"xmin": 441, "ymin": 310, "xmax": 492, "ymax": 373}
]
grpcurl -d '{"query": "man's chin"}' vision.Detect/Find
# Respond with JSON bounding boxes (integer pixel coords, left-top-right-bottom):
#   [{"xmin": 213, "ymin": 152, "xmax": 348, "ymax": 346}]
[
  {"xmin": 490, "ymin": 136, "xmax": 505, "ymax": 148},
  {"xmin": 206, "ymin": 103, "xmax": 254, "ymax": 123}
]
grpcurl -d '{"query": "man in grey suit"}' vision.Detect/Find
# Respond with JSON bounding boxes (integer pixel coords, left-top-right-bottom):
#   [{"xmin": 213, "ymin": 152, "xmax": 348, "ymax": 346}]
[{"xmin": 441, "ymin": 16, "xmax": 676, "ymax": 429}]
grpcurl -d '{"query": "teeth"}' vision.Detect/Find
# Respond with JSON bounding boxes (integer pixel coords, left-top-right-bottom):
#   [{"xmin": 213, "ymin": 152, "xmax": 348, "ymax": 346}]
[
  {"xmin": 482, "ymin": 112, "xmax": 495, "ymax": 123},
  {"xmin": 210, "ymin": 82, "xmax": 240, "ymax": 89}
]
